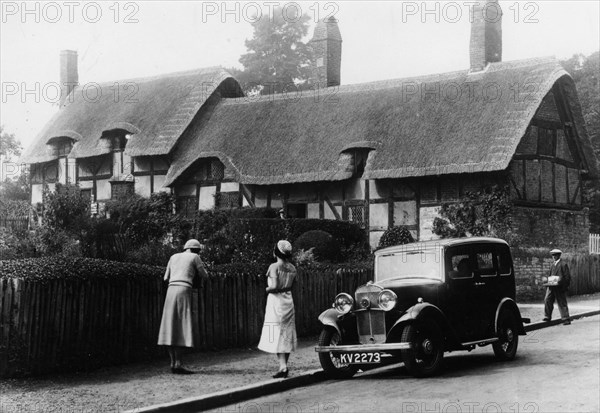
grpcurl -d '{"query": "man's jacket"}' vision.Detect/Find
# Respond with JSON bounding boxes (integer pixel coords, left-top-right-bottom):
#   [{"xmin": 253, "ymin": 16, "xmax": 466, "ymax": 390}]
[{"xmin": 549, "ymin": 259, "xmax": 571, "ymax": 290}]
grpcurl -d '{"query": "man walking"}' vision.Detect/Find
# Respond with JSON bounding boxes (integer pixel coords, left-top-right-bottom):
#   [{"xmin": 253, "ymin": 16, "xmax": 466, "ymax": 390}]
[{"xmin": 543, "ymin": 248, "xmax": 571, "ymax": 325}]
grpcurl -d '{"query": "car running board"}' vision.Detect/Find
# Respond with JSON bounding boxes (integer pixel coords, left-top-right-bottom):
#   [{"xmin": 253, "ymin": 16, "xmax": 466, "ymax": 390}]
[{"xmin": 460, "ymin": 337, "xmax": 500, "ymax": 348}]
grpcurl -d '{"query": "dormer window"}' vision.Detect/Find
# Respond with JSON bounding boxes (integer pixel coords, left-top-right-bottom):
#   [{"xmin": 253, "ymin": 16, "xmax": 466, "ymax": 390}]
[
  {"xmin": 349, "ymin": 149, "xmax": 370, "ymax": 178},
  {"xmin": 46, "ymin": 136, "xmax": 74, "ymax": 157},
  {"xmin": 111, "ymin": 135, "xmax": 127, "ymax": 152}
]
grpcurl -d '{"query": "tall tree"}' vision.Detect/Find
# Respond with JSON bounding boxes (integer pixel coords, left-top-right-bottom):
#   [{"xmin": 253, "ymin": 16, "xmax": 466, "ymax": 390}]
[
  {"xmin": 561, "ymin": 52, "xmax": 600, "ymax": 232},
  {"xmin": 237, "ymin": 7, "xmax": 313, "ymax": 95},
  {"xmin": 0, "ymin": 127, "xmax": 28, "ymax": 201},
  {"xmin": 0, "ymin": 126, "xmax": 21, "ymax": 159},
  {"xmin": 561, "ymin": 52, "xmax": 600, "ymax": 161}
]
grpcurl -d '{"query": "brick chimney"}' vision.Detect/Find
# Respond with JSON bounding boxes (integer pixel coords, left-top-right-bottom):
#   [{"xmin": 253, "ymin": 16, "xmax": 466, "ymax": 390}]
[
  {"xmin": 310, "ymin": 16, "xmax": 342, "ymax": 87},
  {"xmin": 469, "ymin": 0, "xmax": 502, "ymax": 72},
  {"xmin": 60, "ymin": 50, "xmax": 78, "ymax": 106}
]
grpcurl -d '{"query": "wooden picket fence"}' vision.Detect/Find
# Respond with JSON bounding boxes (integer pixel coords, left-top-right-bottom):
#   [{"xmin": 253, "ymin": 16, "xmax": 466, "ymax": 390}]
[
  {"xmin": 0, "ymin": 216, "xmax": 29, "ymax": 232},
  {"xmin": 0, "ymin": 267, "xmax": 373, "ymax": 377},
  {"xmin": 563, "ymin": 254, "xmax": 600, "ymax": 296},
  {"xmin": 590, "ymin": 234, "xmax": 600, "ymax": 254}
]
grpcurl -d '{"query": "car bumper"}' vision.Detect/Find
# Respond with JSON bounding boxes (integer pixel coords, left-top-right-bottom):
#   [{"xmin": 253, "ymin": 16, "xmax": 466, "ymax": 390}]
[{"xmin": 315, "ymin": 343, "xmax": 412, "ymax": 352}]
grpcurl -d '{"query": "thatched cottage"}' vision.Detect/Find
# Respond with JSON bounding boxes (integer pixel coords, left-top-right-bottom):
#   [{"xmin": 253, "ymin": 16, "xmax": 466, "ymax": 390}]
[{"xmin": 21, "ymin": 1, "xmax": 598, "ymax": 249}]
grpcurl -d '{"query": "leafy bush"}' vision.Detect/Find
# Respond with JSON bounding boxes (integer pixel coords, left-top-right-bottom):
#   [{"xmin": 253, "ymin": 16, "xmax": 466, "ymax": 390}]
[
  {"xmin": 105, "ymin": 192, "xmax": 177, "ymax": 245},
  {"xmin": 293, "ymin": 247, "xmax": 316, "ymax": 266},
  {"xmin": 294, "ymin": 230, "xmax": 340, "ymax": 262},
  {"xmin": 125, "ymin": 240, "xmax": 179, "ymax": 267},
  {"xmin": 181, "ymin": 207, "xmax": 278, "ymax": 243},
  {"xmin": 0, "ymin": 228, "xmax": 38, "ymax": 260},
  {"xmin": 0, "ymin": 256, "xmax": 163, "ymax": 281},
  {"xmin": 42, "ymin": 183, "xmax": 90, "ymax": 234},
  {"xmin": 34, "ymin": 227, "xmax": 82, "ymax": 257},
  {"xmin": 378, "ymin": 226, "xmax": 415, "ymax": 249},
  {"xmin": 223, "ymin": 218, "xmax": 368, "ymax": 263},
  {"xmin": 432, "ymin": 185, "xmax": 518, "ymax": 244},
  {"xmin": 201, "ymin": 233, "xmax": 236, "ymax": 266}
]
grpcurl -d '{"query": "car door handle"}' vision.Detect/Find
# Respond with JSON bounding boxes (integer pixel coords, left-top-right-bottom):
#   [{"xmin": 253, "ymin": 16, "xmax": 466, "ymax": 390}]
[{"xmin": 475, "ymin": 282, "xmax": 485, "ymax": 286}]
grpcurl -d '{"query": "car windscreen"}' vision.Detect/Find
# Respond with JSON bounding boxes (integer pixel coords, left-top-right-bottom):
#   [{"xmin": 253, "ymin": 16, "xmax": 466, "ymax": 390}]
[{"xmin": 376, "ymin": 249, "xmax": 442, "ymax": 282}]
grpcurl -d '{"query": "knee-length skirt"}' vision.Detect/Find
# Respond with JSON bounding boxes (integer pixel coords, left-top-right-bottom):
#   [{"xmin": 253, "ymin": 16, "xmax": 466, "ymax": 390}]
[
  {"xmin": 258, "ymin": 292, "xmax": 297, "ymax": 353},
  {"xmin": 158, "ymin": 286, "xmax": 196, "ymax": 347}
]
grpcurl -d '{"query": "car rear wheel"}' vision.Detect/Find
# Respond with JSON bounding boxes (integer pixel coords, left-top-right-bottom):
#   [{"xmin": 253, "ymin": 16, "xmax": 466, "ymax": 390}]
[
  {"xmin": 493, "ymin": 311, "xmax": 519, "ymax": 361},
  {"xmin": 318, "ymin": 327, "xmax": 358, "ymax": 379},
  {"xmin": 400, "ymin": 321, "xmax": 444, "ymax": 377}
]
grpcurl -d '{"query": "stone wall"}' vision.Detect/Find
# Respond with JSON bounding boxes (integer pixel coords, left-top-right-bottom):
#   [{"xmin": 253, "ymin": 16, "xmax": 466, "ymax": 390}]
[
  {"xmin": 513, "ymin": 253, "xmax": 600, "ymax": 301},
  {"xmin": 511, "ymin": 206, "xmax": 589, "ymax": 251},
  {"xmin": 513, "ymin": 255, "xmax": 554, "ymax": 301}
]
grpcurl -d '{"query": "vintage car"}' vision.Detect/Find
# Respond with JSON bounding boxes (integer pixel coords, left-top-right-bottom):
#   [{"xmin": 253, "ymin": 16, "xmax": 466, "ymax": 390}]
[{"xmin": 315, "ymin": 237, "xmax": 528, "ymax": 378}]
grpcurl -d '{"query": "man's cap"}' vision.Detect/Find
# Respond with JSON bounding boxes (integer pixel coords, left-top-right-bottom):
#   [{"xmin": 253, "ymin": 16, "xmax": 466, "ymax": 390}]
[
  {"xmin": 184, "ymin": 239, "xmax": 202, "ymax": 250},
  {"xmin": 550, "ymin": 248, "xmax": 562, "ymax": 255}
]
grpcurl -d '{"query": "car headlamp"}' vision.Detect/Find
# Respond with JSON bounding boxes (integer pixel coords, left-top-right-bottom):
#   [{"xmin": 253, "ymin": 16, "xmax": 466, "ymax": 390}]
[
  {"xmin": 378, "ymin": 289, "xmax": 397, "ymax": 311},
  {"xmin": 333, "ymin": 293, "xmax": 354, "ymax": 314}
]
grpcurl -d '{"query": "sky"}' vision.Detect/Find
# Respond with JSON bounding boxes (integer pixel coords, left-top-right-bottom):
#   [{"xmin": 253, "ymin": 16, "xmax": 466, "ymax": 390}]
[{"xmin": 1, "ymin": 0, "xmax": 599, "ymax": 152}]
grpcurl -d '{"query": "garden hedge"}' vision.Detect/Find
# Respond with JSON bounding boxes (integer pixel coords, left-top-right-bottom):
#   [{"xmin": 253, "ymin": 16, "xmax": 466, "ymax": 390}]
[
  {"xmin": 0, "ymin": 256, "xmax": 164, "ymax": 281},
  {"xmin": 225, "ymin": 218, "xmax": 368, "ymax": 263}
]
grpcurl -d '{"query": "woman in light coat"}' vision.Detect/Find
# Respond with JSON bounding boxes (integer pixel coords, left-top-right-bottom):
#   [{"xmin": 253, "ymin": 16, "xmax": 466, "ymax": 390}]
[{"xmin": 158, "ymin": 239, "xmax": 207, "ymax": 374}]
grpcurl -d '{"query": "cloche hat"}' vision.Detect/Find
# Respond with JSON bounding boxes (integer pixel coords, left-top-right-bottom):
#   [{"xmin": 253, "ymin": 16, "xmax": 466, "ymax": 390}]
[
  {"xmin": 274, "ymin": 240, "xmax": 292, "ymax": 259},
  {"xmin": 184, "ymin": 239, "xmax": 202, "ymax": 250}
]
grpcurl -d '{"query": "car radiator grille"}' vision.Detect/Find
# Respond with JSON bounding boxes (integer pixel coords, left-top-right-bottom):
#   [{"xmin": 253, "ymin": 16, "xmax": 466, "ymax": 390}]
[
  {"xmin": 356, "ymin": 310, "xmax": 386, "ymax": 344},
  {"xmin": 355, "ymin": 284, "xmax": 387, "ymax": 344}
]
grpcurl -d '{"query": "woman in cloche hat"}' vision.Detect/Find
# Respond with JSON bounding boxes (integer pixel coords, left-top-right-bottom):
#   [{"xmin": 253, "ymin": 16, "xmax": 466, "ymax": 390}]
[
  {"xmin": 158, "ymin": 239, "xmax": 207, "ymax": 373},
  {"xmin": 258, "ymin": 240, "xmax": 298, "ymax": 378}
]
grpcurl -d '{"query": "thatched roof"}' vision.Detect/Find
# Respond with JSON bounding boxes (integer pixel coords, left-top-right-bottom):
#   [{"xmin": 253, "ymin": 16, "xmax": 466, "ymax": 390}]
[
  {"xmin": 20, "ymin": 67, "xmax": 242, "ymax": 164},
  {"xmin": 165, "ymin": 57, "xmax": 597, "ymax": 186}
]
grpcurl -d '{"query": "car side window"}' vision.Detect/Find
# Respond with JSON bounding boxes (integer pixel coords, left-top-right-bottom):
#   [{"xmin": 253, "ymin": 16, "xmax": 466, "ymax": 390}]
[
  {"xmin": 448, "ymin": 254, "xmax": 473, "ymax": 279},
  {"xmin": 476, "ymin": 251, "xmax": 496, "ymax": 277},
  {"xmin": 496, "ymin": 246, "xmax": 512, "ymax": 276}
]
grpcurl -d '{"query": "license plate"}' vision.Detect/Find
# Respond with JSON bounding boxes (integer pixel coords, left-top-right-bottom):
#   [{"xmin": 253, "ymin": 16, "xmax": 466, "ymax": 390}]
[{"xmin": 339, "ymin": 352, "xmax": 381, "ymax": 364}]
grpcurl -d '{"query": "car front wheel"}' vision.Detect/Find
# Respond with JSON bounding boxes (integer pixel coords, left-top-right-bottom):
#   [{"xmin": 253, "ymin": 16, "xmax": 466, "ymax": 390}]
[
  {"xmin": 493, "ymin": 311, "xmax": 519, "ymax": 361},
  {"xmin": 318, "ymin": 327, "xmax": 358, "ymax": 379},
  {"xmin": 400, "ymin": 320, "xmax": 444, "ymax": 377}
]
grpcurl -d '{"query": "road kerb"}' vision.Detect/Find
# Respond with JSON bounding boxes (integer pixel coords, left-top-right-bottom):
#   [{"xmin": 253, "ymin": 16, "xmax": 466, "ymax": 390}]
[
  {"xmin": 126, "ymin": 369, "xmax": 326, "ymax": 413},
  {"xmin": 524, "ymin": 309, "xmax": 600, "ymax": 332},
  {"xmin": 129, "ymin": 310, "xmax": 599, "ymax": 413}
]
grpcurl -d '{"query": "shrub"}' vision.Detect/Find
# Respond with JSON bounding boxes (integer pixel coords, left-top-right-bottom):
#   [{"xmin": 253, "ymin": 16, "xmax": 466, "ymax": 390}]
[
  {"xmin": 42, "ymin": 183, "xmax": 90, "ymax": 234},
  {"xmin": 182, "ymin": 207, "xmax": 278, "ymax": 243},
  {"xmin": 225, "ymin": 218, "xmax": 289, "ymax": 263},
  {"xmin": 224, "ymin": 218, "xmax": 368, "ymax": 263},
  {"xmin": 201, "ymin": 233, "xmax": 236, "ymax": 266},
  {"xmin": 34, "ymin": 227, "xmax": 82, "ymax": 257},
  {"xmin": 105, "ymin": 192, "xmax": 177, "ymax": 245},
  {"xmin": 432, "ymin": 185, "xmax": 515, "ymax": 241},
  {"xmin": 125, "ymin": 240, "xmax": 179, "ymax": 267},
  {"xmin": 294, "ymin": 230, "xmax": 341, "ymax": 262},
  {"xmin": 0, "ymin": 228, "xmax": 38, "ymax": 260},
  {"xmin": 293, "ymin": 247, "xmax": 316, "ymax": 267},
  {"xmin": 378, "ymin": 226, "xmax": 415, "ymax": 249}
]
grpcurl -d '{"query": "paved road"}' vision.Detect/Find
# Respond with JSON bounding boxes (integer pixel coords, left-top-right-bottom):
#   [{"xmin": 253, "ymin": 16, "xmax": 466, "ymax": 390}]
[{"xmin": 207, "ymin": 316, "xmax": 599, "ymax": 413}]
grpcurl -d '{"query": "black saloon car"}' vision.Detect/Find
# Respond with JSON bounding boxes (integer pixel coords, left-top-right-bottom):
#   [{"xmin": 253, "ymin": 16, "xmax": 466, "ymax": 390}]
[{"xmin": 315, "ymin": 237, "xmax": 527, "ymax": 378}]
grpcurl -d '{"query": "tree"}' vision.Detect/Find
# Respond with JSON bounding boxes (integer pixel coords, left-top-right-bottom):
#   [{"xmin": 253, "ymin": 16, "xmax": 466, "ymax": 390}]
[
  {"xmin": 560, "ymin": 52, "xmax": 600, "ymax": 232},
  {"xmin": 0, "ymin": 126, "xmax": 21, "ymax": 159},
  {"xmin": 237, "ymin": 6, "xmax": 313, "ymax": 95},
  {"xmin": 0, "ymin": 127, "xmax": 29, "ymax": 202}
]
